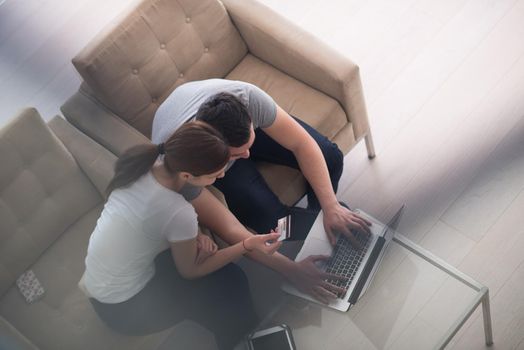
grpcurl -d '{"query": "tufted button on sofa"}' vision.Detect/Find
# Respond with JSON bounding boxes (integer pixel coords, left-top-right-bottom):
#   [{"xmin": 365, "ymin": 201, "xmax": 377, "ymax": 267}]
[{"xmin": 61, "ymin": 0, "xmax": 375, "ymax": 206}]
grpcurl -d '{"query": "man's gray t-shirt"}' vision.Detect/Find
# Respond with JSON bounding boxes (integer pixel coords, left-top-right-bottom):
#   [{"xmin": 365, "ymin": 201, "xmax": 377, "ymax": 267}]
[{"xmin": 152, "ymin": 79, "xmax": 277, "ymax": 144}]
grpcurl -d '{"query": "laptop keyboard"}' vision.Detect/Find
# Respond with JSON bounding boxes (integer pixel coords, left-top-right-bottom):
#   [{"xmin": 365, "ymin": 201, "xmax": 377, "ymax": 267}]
[{"xmin": 323, "ymin": 231, "xmax": 372, "ymax": 298}]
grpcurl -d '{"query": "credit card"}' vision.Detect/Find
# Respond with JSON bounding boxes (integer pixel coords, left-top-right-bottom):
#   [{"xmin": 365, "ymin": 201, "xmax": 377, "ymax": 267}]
[{"xmin": 277, "ymin": 215, "xmax": 291, "ymax": 241}]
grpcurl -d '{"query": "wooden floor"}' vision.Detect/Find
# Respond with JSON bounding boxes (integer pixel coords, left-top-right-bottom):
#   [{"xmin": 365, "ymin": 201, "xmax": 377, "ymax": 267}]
[{"xmin": 1, "ymin": 0, "xmax": 524, "ymax": 349}]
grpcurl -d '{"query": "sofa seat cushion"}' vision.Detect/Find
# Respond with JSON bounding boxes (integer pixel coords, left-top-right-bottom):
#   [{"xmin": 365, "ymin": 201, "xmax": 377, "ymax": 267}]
[
  {"xmin": 0, "ymin": 204, "xmax": 221, "ymax": 350},
  {"xmin": 226, "ymin": 55, "xmax": 356, "ymax": 205},
  {"xmin": 0, "ymin": 206, "xmax": 150, "ymax": 350},
  {"xmin": 226, "ymin": 54, "xmax": 355, "ymax": 150},
  {"xmin": 0, "ymin": 206, "xmax": 124, "ymax": 350}
]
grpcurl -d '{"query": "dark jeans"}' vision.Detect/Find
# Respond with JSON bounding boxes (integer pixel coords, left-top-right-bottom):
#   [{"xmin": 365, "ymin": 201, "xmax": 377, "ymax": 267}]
[
  {"xmin": 214, "ymin": 117, "xmax": 344, "ymax": 233},
  {"xmin": 90, "ymin": 250, "xmax": 258, "ymax": 350}
]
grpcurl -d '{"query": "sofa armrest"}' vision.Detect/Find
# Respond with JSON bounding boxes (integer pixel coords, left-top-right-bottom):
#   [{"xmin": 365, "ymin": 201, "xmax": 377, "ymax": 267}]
[
  {"xmin": 48, "ymin": 116, "xmax": 117, "ymax": 198},
  {"xmin": 222, "ymin": 0, "xmax": 370, "ymax": 139},
  {"xmin": 60, "ymin": 85, "xmax": 151, "ymax": 157},
  {"xmin": 0, "ymin": 316, "xmax": 39, "ymax": 350}
]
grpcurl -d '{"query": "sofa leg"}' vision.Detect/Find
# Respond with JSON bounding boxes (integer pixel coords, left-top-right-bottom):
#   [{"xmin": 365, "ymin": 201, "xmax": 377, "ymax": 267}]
[{"xmin": 365, "ymin": 134, "xmax": 376, "ymax": 159}]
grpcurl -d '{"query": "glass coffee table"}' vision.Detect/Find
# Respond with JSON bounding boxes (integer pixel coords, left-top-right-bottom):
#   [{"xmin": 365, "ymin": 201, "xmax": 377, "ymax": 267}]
[{"xmin": 252, "ymin": 229, "xmax": 493, "ymax": 349}]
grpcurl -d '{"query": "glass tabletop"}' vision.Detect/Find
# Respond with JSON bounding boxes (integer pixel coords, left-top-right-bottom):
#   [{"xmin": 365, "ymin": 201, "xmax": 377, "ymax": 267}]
[{"xmin": 253, "ymin": 234, "xmax": 492, "ymax": 350}]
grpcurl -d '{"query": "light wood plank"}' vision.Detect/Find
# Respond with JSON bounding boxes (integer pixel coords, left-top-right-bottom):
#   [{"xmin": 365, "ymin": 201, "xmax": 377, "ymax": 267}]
[
  {"xmin": 0, "ymin": 0, "xmax": 132, "ymax": 125},
  {"xmin": 359, "ymin": 7, "xmax": 443, "ymax": 105},
  {"xmin": 343, "ymin": 0, "xmax": 524, "ymax": 240},
  {"xmin": 441, "ymin": 114, "xmax": 524, "ymax": 241},
  {"xmin": 452, "ymin": 246, "xmax": 524, "ymax": 349},
  {"xmin": 419, "ymin": 220, "xmax": 475, "ymax": 266},
  {"xmin": 0, "ymin": 0, "xmax": 49, "ymax": 45},
  {"xmin": 365, "ymin": 0, "xmax": 519, "ymax": 155},
  {"xmin": 413, "ymin": 0, "xmax": 469, "ymax": 23},
  {"xmin": 0, "ymin": 0, "xmax": 91, "ymax": 82},
  {"xmin": 388, "ymin": 316, "xmax": 444, "ymax": 350}
]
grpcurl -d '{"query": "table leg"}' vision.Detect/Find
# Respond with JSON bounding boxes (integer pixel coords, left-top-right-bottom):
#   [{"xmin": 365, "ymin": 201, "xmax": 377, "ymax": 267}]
[{"xmin": 482, "ymin": 288, "xmax": 494, "ymax": 346}]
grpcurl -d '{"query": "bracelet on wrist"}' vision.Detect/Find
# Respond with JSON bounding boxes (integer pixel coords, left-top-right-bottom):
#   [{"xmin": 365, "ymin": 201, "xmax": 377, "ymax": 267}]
[{"xmin": 242, "ymin": 239, "xmax": 252, "ymax": 252}]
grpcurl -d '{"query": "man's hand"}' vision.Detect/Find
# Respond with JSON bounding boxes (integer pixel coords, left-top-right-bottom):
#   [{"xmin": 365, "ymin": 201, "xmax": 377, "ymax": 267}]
[
  {"xmin": 195, "ymin": 233, "xmax": 218, "ymax": 264},
  {"xmin": 286, "ymin": 255, "xmax": 348, "ymax": 304},
  {"xmin": 323, "ymin": 203, "xmax": 372, "ymax": 247}
]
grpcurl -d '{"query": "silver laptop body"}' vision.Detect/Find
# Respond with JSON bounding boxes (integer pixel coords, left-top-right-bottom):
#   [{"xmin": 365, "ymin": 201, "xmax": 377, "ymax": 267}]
[{"xmin": 282, "ymin": 206, "xmax": 404, "ymax": 312}]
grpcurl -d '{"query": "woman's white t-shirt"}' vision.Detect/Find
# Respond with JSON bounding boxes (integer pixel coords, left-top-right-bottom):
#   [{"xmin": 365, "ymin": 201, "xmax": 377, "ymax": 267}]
[{"xmin": 83, "ymin": 172, "xmax": 198, "ymax": 303}]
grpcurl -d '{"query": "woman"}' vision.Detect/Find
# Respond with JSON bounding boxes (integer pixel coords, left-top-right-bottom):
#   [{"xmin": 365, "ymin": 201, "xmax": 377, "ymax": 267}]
[{"xmin": 81, "ymin": 121, "xmax": 281, "ymax": 349}]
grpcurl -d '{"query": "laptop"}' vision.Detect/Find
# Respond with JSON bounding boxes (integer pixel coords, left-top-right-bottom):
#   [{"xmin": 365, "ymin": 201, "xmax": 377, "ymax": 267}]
[{"xmin": 282, "ymin": 205, "xmax": 405, "ymax": 312}]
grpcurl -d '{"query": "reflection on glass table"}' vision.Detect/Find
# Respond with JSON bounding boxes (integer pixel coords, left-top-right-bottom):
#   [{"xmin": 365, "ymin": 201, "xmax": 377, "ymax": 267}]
[{"xmin": 257, "ymin": 212, "xmax": 493, "ymax": 350}]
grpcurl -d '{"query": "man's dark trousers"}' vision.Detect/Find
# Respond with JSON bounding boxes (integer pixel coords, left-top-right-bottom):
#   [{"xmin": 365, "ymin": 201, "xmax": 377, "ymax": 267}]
[{"xmin": 214, "ymin": 117, "xmax": 344, "ymax": 233}]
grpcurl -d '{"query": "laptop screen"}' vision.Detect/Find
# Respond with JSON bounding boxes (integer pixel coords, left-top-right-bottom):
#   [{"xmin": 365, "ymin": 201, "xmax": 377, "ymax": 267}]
[{"xmin": 381, "ymin": 205, "xmax": 405, "ymax": 241}]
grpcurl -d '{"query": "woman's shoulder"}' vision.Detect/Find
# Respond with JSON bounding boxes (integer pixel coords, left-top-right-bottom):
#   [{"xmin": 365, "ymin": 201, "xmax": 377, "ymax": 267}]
[
  {"xmin": 141, "ymin": 172, "xmax": 188, "ymax": 204},
  {"xmin": 110, "ymin": 173, "xmax": 187, "ymax": 211}
]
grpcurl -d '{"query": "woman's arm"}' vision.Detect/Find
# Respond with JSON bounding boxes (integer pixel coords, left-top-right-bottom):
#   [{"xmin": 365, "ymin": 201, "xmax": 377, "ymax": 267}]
[
  {"xmin": 191, "ymin": 188, "xmax": 293, "ymax": 266},
  {"xmin": 170, "ymin": 231, "xmax": 280, "ymax": 280},
  {"xmin": 190, "ymin": 188, "xmax": 348, "ymax": 302},
  {"xmin": 195, "ymin": 231, "xmax": 218, "ymax": 264}
]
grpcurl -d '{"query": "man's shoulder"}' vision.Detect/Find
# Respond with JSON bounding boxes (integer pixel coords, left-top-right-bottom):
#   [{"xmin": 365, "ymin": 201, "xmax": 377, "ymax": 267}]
[{"xmin": 181, "ymin": 78, "xmax": 251, "ymax": 90}]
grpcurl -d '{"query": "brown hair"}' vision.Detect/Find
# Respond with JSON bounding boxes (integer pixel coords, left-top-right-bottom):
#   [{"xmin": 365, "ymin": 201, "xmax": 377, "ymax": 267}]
[{"xmin": 106, "ymin": 121, "xmax": 230, "ymax": 196}]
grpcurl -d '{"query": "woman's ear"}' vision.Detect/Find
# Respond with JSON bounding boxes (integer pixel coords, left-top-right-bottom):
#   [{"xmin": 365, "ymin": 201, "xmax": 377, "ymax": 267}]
[{"xmin": 179, "ymin": 171, "xmax": 192, "ymax": 180}]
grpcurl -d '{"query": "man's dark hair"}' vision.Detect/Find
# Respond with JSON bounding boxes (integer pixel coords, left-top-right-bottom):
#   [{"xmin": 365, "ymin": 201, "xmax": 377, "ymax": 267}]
[{"xmin": 195, "ymin": 92, "xmax": 252, "ymax": 147}]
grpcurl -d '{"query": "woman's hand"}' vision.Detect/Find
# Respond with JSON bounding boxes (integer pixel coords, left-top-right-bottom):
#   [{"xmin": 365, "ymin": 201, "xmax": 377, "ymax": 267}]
[
  {"xmin": 286, "ymin": 255, "xmax": 348, "ymax": 304},
  {"xmin": 244, "ymin": 231, "xmax": 282, "ymax": 255},
  {"xmin": 195, "ymin": 233, "xmax": 218, "ymax": 264}
]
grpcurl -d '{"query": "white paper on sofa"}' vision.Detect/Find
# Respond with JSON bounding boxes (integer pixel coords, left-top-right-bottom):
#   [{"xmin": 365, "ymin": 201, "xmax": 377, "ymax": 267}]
[{"xmin": 16, "ymin": 270, "xmax": 45, "ymax": 304}]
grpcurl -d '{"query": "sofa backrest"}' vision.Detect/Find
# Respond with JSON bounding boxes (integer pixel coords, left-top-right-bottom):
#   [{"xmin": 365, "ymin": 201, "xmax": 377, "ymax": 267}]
[
  {"xmin": 0, "ymin": 109, "xmax": 101, "ymax": 297},
  {"xmin": 72, "ymin": 0, "xmax": 248, "ymax": 138}
]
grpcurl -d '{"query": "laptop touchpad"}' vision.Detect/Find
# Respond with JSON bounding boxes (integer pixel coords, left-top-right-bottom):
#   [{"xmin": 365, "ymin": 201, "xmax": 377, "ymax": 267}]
[{"xmin": 296, "ymin": 237, "xmax": 333, "ymax": 262}]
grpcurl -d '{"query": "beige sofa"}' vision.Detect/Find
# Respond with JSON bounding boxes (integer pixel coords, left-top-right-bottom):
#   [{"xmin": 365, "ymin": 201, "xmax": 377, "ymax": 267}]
[
  {"xmin": 0, "ymin": 1, "xmax": 375, "ymax": 348},
  {"xmin": 62, "ymin": 0, "xmax": 375, "ymax": 206},
  {"xmin": 0, "ymin": 108, "xmax": 225, "ymax": 349}
]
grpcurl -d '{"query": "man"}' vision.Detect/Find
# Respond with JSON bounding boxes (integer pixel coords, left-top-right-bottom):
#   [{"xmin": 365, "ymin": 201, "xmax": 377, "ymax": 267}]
[{"xmin": 152, "ymin": 79, "xmax": 371, "ymax": 302}]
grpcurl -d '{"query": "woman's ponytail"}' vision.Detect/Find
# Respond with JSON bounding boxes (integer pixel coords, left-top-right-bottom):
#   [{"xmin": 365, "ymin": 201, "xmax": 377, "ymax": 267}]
[
  {"xmin": 105, "ymin": 143, "xmax": 161, "ymax": 196},
  {"xmin": 105, "ymin": 121, "xmax": 230, "ymax": 197}
]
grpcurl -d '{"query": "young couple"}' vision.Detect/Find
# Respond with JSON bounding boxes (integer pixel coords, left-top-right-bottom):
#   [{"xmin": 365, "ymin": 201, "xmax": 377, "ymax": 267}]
[{"xmin": 82, "ymin": 79, "xmax": 372, "ymax": 349}]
